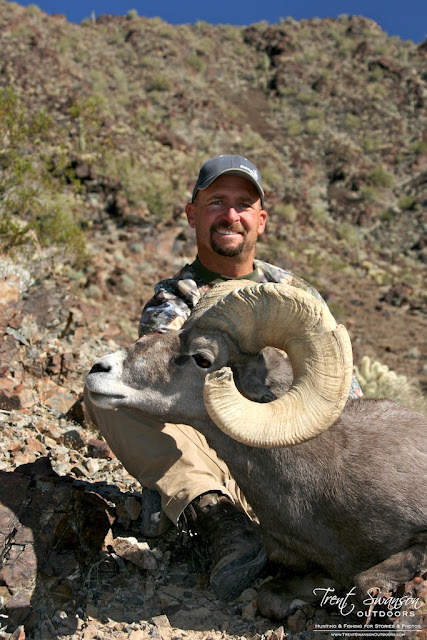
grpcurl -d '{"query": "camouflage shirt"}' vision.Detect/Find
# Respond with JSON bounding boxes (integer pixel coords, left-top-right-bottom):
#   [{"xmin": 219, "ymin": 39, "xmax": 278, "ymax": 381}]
[{"xmin": 139, "ymin": 257, "xmax": 362, "ymax": 398}]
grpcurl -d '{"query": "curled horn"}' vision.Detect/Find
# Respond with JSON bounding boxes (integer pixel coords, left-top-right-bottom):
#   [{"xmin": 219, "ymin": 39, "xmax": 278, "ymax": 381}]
[{"xmin": 196, "ymin": 282, "xmax": 353, "ymax": 448}]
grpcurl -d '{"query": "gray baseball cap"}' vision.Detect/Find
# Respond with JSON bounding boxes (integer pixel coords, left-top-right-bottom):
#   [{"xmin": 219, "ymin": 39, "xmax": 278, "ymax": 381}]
[{"xmin": 191, "ymin": 155, "xmax": 265, "ymax": 206}]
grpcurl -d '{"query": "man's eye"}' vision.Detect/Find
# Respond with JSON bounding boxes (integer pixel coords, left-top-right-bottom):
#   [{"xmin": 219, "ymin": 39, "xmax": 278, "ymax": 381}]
[{"xmin": 193, "ymin": 354, "xmax": 212, "ymax": 368}]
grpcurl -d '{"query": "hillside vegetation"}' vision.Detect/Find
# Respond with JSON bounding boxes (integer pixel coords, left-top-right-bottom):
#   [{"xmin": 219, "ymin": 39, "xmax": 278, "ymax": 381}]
[{"xmin": 0, "ymin": 1, "xmax": 426, "ymax": 389}]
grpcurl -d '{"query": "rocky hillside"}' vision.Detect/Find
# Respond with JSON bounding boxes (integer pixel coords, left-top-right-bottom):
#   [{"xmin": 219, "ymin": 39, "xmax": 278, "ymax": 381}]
[
  {"xmin": 0, "ymin": 1, "xmax": 426, "ymax": 384},
  {"xmin": 0, "ymin": 3, "xmax": 426, "ymax": 639}
]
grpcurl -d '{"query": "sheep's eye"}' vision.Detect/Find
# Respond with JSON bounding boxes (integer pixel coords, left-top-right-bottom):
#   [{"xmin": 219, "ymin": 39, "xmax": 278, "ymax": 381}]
[{"xmin": 193, "ymin": 354, "xmax": 212, "ymax": 368}]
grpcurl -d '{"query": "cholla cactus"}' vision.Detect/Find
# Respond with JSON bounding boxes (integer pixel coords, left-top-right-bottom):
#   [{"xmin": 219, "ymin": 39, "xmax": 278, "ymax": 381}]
[
  {"xmin": 354, "ymin": 356, "xmax": 406, "ymax": 397},
  {"xmin": 354, "ymin": 356, "xmax": 426, "ymax": 414}
]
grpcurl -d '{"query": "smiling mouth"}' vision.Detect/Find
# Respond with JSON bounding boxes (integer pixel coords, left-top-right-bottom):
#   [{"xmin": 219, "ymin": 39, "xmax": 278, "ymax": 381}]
[
  {"xmin": 216, "ymin": 230, "xmax": 241, "ymax": 236},
  {"xmin": 213, "ymin": 226, "xmax": 245, "ymax": 237}
]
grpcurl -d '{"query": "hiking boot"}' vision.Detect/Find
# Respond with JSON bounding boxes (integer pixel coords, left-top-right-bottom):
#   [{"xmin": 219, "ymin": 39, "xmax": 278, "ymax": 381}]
[{"xmin": 186, "ymin": 492, "xmax": 267, "ymax": 601}]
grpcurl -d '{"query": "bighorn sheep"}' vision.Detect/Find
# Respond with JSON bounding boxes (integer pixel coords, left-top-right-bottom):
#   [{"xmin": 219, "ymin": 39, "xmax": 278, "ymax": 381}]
[{"xmin": 86, "ymin": 281, "xmax": 427, "ymax": 620}]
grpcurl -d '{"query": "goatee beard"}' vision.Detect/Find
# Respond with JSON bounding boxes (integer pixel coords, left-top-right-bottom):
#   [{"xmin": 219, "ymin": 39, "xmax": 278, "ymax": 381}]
[
  {"xmin": 210, "ymin": 223, "xmax": 247, "ymax": 257},
  {"xmin": 211, "ymin": 242, "xmax": 244, "ymax": 257}
]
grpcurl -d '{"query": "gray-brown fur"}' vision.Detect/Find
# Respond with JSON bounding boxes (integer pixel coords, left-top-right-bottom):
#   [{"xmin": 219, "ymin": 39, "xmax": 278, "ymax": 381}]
[{"xmin": 86, "ymin": 315, "xmax": 427, "ymax": 618}]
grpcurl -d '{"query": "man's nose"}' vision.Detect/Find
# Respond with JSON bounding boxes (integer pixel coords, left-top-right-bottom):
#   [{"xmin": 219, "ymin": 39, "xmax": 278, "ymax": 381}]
[{"xmin": 222, "ymin": 206, "xmax": 240, "ymax": 222}]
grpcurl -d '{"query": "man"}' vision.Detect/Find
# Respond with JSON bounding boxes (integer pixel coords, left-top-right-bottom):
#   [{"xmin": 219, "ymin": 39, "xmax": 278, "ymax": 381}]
[{"xmin": 85, "ymin": 155, "xmax": 362, "ymax": 601}]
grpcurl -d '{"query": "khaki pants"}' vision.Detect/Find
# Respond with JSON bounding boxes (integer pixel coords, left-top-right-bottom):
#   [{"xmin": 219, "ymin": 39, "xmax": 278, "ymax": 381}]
[{"xmin": 84, "ymin": 388, "xmax": 254, "ymax": 525}]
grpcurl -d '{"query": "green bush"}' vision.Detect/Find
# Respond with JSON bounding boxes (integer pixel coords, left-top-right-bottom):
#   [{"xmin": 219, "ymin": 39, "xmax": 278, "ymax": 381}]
[
  {"xmin": 274, "ymin": 202, "xmax": 298, "ymax": 223},
  {"xmin": 0, "ymin": 87, "xmax": 87, "ymax": 264},
  {"xmin": 296, "ymin": 91, "xmax": 314, "ymax": 105},
  {"xmin": 186, "ymin": 52, "xmax": 206, "ymax": 72},
  {"xmin": 367, "ymin": 165, "xmax": 394, "ymax": 188},
  {"xmin": 411, "ymin": 140, "xmax": 427, "ymax": 155},
  {"xmin": 344, "ymin": 113, "xmax": 361, "ymax": 129},
  {"xmin": 285, "ymin": 118, "xmax": 304, "ymax": 136},
  {"xmin": 398, "ymin": 195, "xmax": 418, "ymax": 210},
  {"xmin": 305, "ymin": 118, "xmax": 324, "ymax": 135},
  {"xmin": 34, "ymin": 194, "xmax": 86, "ymax": 255},
  {"xmin": 147, "ymin": 74, "xmax": 171, "ymax": 92},
  {"xmin": 359, "ymin": 185, "xmax": 381, "ymax": 202},
  {"xmin": 363, "ymin": 137, "xmax": 381, "ymax": 152}
]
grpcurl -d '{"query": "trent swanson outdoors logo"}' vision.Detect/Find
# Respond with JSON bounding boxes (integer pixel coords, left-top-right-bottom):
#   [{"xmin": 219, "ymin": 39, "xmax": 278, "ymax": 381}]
[
  {"xmin": 312, "ymin": 586, "xmax": 424, "ymax": 635},
  {"xmin": 313, "ymin": 586, "xmax": 422, "ymax": 617}
]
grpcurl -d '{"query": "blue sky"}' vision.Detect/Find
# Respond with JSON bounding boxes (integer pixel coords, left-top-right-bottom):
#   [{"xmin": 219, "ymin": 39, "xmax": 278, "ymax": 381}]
[{"xmin": 13, "ymin": 0, "xmax": 427, "ymax": 43}]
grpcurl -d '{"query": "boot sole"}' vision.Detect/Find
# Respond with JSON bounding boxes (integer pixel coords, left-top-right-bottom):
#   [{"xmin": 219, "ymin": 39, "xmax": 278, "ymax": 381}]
[{"xmin": 210, "ymin": 542, "xmax": 267, "ymax": 601}]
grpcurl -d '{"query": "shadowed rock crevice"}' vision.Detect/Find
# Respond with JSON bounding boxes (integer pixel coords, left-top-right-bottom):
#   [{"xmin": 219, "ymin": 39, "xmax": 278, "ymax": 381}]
[{"xmin": 0, "ymin": 458, "xmax": 114, "ymax": 635}]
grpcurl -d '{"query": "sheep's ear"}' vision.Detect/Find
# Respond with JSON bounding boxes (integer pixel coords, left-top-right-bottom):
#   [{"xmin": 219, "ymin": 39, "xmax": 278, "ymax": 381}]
[
  {"xmin": 232, "ymin": 348, "xmax": 292, "ymax": 404},
  {"xmin": 233, "ymin": 364, "xmax": 277, "ymax": 403}
]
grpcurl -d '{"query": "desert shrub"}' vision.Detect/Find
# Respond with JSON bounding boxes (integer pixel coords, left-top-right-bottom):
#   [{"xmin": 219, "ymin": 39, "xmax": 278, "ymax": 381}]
[
  {"xmin": 186, "ymin": 52, "xmax": 206, "ymax": 72},
  {"xmin": 33, "ymin": 193, "xmax": 86, "ymax": 256},
  {"xmin": 306, "ymin": 106, "xmax": 325, "ymax": 120},
  {"xmin": 102, "ymin": 155, "xmax": 176, "ymax": 220},
  {"xmin": 305, "ymin": 118, "xmax": 324, "ymax": 135},
  {"xmin": 0, "ymin": 87, "xmax": 88, "ymax": 264},
  {"xmin": 337, "ymin": 223, "xmax": 360, "ymax": 244},
  {"xmin": 411, "ymin": 140, "xmax": 427, "ymax": 155},
  {"xmin": 147, "ymin": 74, "xmax": 171, "ymax": 92},
  {"xmin": 398, "ymin": 195, "xmax": 418, "ymax": 210},
  {"xmin": 221, "ymin": 24, "xmax": 242, "ymax": 41},
  {"xmin": 367, "ymin": 67, "xmax": 384, "ymax": 82},
  {"xmin": 194, "ymin": 20, "xmax": 210, "ymax": 31},
  {"xmin": 239, "ymin": 128, "xmax": 265, "ymax": 150},
  {"xmin": 344, "ymin": 113, "xmax": 361, "ymax": 130},
  {"xmin": 367, "ymin": 165, "xmax": 394, "ymax": 187},
  {"xmin": 334, "ymin": 35, "xmax": 354, "ymax": 55},
  {"xmin": 365, "ymin": 81, "xmax": 387, "ymax": 99},
  {"xmin": 359, "ymin": 185, "xmax": 381, "ymax": 202},
  {"xmin": 380, "ymin": 208, "xmax": 394, "ymax": 221},
  {"xmin": 257, "ymin": 53, "xmax": 270, "ymax": 73},
  {"xmin": 69, "ymin": 95, "xmax": 109, "ymax": 155},
  {"xmin": 363, "ymin": 137, "xmax": 381, "ymax": 152},
  {"xmin": 285, "ymin": 118, "xmax": 304, "ymax": 136},
  {"xmin": 296, "ymin": 91, "xmax": 314, "ymax": 105},
  {"xmin": 311, "ymin": 206, "xmax": 330, "ymax": 223},
  {"xmin": 354, "ymin": 356, "xmax": 427, "ymax": 414},
  {"xmin": 273, "ymin": 202, "xmax": 298, "ymax": 223},
  {"xmin": 280, "ymin": 16, "xmax": 296, "ymax": 25},
  {"xmin": 141, "ymin": 175, "xmax": 174, "ymax": 219}
]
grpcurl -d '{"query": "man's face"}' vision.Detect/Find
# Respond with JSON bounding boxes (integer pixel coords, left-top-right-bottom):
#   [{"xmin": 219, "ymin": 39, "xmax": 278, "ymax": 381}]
[{"xmin": 185, "ymin": 175, "xmax": 267, "ymax": 261}]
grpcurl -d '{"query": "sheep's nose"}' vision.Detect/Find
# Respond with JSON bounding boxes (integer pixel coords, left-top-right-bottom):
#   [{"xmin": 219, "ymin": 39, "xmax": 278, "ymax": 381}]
[{"xmin": 89, "ymin": 361, "xmax": 111, "ymax": 374}]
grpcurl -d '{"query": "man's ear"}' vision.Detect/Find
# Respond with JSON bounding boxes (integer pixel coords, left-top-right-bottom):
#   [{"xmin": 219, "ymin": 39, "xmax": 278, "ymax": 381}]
[
  {"xmin": 185, "ymin": 202, "xmax": 196, "ymax": 229},
  {"xmin": 258, "ymin": 209, "xmax": 267, "ymax": 235}
]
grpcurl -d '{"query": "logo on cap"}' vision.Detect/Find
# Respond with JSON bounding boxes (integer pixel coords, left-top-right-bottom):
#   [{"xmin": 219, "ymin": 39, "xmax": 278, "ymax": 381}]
[{"xmin": 240, "ymin": 165, "xmax": 259, "ymax": 181}]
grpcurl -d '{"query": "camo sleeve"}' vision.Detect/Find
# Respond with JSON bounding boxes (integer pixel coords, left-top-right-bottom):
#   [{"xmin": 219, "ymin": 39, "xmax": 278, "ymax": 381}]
[
  {"xmin": 138, "ymin": 291, "xmax": 190, "ymax": 335},
  {"xmin": 138, "ymin": 266, "xmax": 203, "ymax": 336},
  {"xmin": 254, "ymin": 260, "xmax": 326, "ymax": 304}
]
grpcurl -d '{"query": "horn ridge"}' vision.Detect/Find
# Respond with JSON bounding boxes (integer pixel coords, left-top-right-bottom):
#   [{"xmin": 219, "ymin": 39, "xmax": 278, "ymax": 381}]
[{"xmin": 200, "ymin": 282, "xmax": 353, "ymax": 448}]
